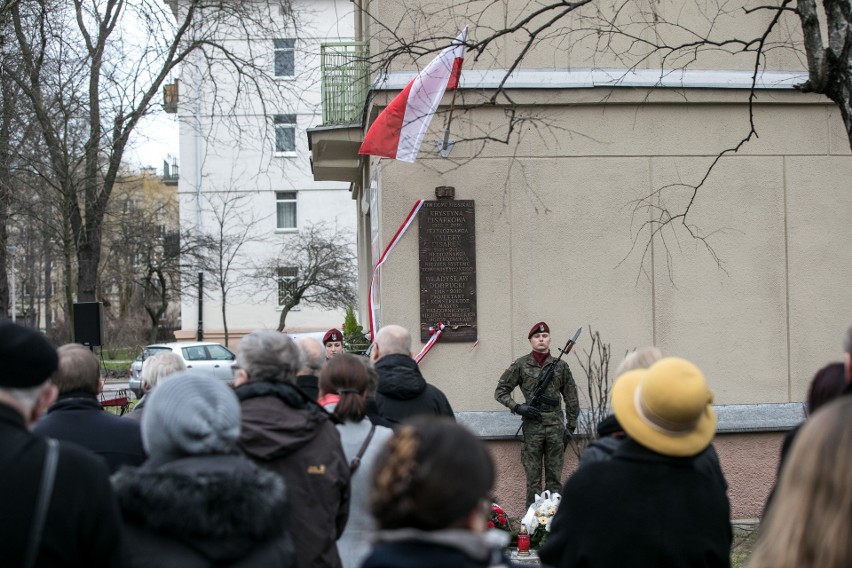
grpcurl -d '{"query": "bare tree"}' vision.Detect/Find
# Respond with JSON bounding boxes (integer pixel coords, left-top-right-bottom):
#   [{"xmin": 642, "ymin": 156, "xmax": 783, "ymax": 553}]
[
  {"xmin": 1, "ymin": 0, "xmax": 301, "ymax": 311},
  {"xmin": 567, "ymin": 326, "xmax": 613, "ymax": 460},
  {"xmin": 100, "ymin": 175, "xmax": 182, "ymax": 342},
  {"xmin": 253, "ymin": 222, "xmax": 357, "ymax": 332},
  {"xmin": 195, "ymin": 189, "xmax": 264, "ymax": 345}
]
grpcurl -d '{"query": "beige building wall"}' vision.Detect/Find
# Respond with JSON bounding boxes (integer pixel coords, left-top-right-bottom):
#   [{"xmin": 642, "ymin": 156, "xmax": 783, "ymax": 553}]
[
  {"xmin": 345, "ymin": 0, "xmax": 851, "ymax": 521},
  {"xmin": 369, "ymin": 93, "xmax": 852, "ymax": 410}
]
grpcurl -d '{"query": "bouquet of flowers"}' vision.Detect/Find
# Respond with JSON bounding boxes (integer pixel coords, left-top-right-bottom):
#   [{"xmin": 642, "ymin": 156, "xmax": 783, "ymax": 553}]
[
  {"xmin": 521, "ymin": 490, "xmax": 561, "ymax": 548},
  {"xmin": 488, "ymin": 503, "xmax": 511, "ymax": 532}
]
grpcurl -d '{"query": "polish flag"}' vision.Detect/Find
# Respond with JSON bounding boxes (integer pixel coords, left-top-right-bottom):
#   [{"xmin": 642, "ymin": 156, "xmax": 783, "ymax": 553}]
[{"xmin": 359, "ymin": 27, "xmax": 468, "ymax": 163}]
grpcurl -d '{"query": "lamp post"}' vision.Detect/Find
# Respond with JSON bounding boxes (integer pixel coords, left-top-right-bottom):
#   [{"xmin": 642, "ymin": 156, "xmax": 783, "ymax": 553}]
[{"xmin": 9, "ymin": 245, "xmax": 16, "ymax": 323}]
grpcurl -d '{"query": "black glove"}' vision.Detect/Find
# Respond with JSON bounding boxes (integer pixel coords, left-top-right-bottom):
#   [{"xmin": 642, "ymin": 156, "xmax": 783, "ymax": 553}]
[
  {"xmin": 563, "ymin": 423, "xmax": 576, "ymax": 449},
  {"xmin": 515, "ymin": 403, "xmax": 542, "ymax": 421}
]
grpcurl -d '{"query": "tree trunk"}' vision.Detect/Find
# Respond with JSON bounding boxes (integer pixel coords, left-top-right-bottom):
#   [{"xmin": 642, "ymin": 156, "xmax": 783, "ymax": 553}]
[
  {"xmin": 77, "ymin": 229, "xmax": 101, "ymax": 302},
  {"xmin": 276, "ymin": 306, "xmax": 291, "ymax": 332}
]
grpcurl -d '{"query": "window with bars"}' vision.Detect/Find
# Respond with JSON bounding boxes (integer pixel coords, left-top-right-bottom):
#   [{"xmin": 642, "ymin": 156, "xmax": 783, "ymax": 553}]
[
  {"xmin": 274, "ymin": 114, "xmax": 296, "ymax": 153},
  {"xmin": 276, "ymin": 191, "xmax": 297, "ymax": 230},
  {"xmin": 274, "ymin": 38, "xmax": 295, "ymax": 77},
  {"xmin": 277, "ymin": 266, "xmax": 299, "ymax": 308}
]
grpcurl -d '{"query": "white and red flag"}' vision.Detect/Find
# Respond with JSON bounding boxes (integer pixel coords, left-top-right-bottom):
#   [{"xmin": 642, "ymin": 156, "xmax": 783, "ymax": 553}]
[{"xmin": 359, "ymin": 27, "xmax": 468, "ymax": 163}]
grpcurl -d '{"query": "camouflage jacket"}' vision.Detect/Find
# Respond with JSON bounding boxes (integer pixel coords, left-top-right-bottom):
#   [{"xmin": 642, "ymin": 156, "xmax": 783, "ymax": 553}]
[{"xmin": 495, "ymin": 352, "xmax": 579, "ymax": 429}]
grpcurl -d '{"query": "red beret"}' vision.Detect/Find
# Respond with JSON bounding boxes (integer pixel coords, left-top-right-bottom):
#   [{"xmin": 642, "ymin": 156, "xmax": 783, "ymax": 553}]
[
  {"xmin": 528, "ymin": 322, "xmax": 549, "ymax": 339},
  {"xmin": 323, "ymin": 328, "xmax": 343, "ymax": 344}
]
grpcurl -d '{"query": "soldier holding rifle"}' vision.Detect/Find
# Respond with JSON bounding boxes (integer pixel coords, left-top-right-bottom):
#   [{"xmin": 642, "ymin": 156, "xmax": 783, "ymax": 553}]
[{"xmin": 495, "ymin": 322, "xmax": 580, "ymax": 507}]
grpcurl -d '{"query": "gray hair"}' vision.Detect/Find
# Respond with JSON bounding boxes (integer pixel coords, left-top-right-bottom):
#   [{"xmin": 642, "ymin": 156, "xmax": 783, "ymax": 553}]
[
  {"xmin": 0, "ymin": 381, "xmax": 50, "ymax": 413},
  {"xmin": 238, "ymin": 330, "xmax": 301, "ymax": 384},
  {"xmin": 375, "ymin": 325, "xmax": 411, "ymax": 357},
  {"xmin": 297, "ymin": 337, "xmax": 325, "ymax": 374},
  {"xmin": 844, "ymin": 325, "xmax": 852, "ymax": 355},
  {"xmin": 141, "ymin": 351, "xmax": 187, "ymax": 391},
  {"xmin": 615, "ymin": 346, "xmax": 667, "ymax": 377}
]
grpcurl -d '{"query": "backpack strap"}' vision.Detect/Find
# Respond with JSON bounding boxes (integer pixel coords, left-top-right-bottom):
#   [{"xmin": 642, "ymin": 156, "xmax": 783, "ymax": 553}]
[
  {"xmin": 24, "ymin": 438, "xmax": 59, "ymax": 568},
  {"xmin": 349, "ymin": 423, "xmax": 377, "ymax": 473}
]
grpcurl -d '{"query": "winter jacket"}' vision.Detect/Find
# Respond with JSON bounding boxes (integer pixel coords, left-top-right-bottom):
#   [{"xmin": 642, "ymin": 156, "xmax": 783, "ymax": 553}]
[
  {"xmin": 539, "ymin": 439, "xmax": 732, "ymax": 568},
  {"xmin": 112, "ymin": 453, "xmax": 294, "ymax": 567},
  {"xmin": 373, "ymin": 354, "xmax": 455, "ymax": 422},
  {"xmin": 323, "ymin": 405, "xmax": 395, "ymax": 568},
  {"xmin": 0, "ymin": 403, "xmax": 124, "ymax": 567},
  {"xmin": 296, "ymin": 374, "xmax": 319, "ymax": 401},
  {"xmin": 235, "ymin": 380, "xmax": 350, "ymax": 568},
  {"xmin": 34, "ymin": 390, "xmax": 146, "ymax": 473},
  {"xmin": 362, "ymin": 528, "xmax": 520, "ymax": 568}
]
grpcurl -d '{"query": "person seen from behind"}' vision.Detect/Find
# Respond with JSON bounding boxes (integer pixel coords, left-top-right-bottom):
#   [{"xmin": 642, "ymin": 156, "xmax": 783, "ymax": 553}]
[
  {"xmin": 748, "ymin": 396, "xmax": 852, "ymax": 568},
  {"xmin": 0, "ymin": 322, "xmax": 124, "ymax": 567},
  {"xmin": 112, "ymin": 372, "xmax": 294, "ymax": 567},
  {"xmin": 539, "ymin": 357, "xmax": 732, "ymax": 568},
  {"xmin": 319, "ymin": 353, "xmax": 394, "ymax": 568},
  {"xmin": 34, "ymin": 343, "xmax": 146, "ymax": 473},
  {"xmin": 361, "ymin": 416, "xmax": 521, "ymax": 568},
  {"xmin": 126, "ymin": 351, "xmax": 186, "ymax": 421},
  {"xmin": 233, "ymin": 330, "xmax": 350, "ymax": 568},
  {"xmin": 370, "ymin": 324, "xmax": 455, "ymax": 422}
]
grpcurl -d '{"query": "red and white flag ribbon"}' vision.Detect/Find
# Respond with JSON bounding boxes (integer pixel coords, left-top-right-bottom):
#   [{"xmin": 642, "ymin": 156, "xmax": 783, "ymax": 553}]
[
  {"xmin": 368, "ymin": 200, "xmax": 425, "ymax": 341},
  {"xmin": 415, "ymin": 322, "xmax": 446, "ymax": 364},
  {"xmin": 359, "ymin": 27, "xmax": 468, "ymax": 163}
]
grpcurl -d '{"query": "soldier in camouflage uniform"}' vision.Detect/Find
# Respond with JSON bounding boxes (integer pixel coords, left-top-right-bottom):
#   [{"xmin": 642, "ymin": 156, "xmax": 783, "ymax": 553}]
[{"xmin": 495, "ymin": 322, "xmax": 580, "ymax": 507}]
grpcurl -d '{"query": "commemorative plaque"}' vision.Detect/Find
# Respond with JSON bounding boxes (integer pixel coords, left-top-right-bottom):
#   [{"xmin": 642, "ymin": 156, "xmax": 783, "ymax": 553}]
[{"xmin": 418, "ymin": 189, "xmax": 477, "ymax": 342}]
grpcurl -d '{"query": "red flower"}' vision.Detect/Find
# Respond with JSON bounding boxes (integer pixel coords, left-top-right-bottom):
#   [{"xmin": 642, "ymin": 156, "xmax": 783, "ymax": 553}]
[
  {"xmin": 488, "ymin": 521, "xmax": 495, "ymax": 529},
  {"xmin": 498, "ymin": 515, "xmax": 506, "ymax": 523}
]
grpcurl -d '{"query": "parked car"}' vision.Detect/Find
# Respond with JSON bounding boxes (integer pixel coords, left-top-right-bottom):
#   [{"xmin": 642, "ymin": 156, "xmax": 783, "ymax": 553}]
[{"xmin": 128, "ymin": 342, "xmax": 236, "ymax": 397}]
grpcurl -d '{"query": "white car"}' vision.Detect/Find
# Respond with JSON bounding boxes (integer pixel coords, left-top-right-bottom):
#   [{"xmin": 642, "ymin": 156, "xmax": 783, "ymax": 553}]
[{"xmin": 128, "ymin": 342, "xmax": 236, "ymax": 397}]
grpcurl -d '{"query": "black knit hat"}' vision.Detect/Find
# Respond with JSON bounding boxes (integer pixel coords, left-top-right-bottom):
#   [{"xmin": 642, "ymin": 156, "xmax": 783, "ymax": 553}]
[{"xmin": 0, "ymin": 322, "xmax": 58, "ymax": 388}]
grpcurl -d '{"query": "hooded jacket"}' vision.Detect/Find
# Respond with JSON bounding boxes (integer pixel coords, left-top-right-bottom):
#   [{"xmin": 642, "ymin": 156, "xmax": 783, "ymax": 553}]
[
  {"xmin": 362, "ymin": 528, "xmax": 519, "ymax": 568},
  {"xmin": 235, "ymin": 380, "xmax": 350, "ymax": 568},
  {"xmin": 112, "ymin": 453, "xmax": 294, "ymax": 567},
  {"xmin": 373, "ymin": 354, "xmax": 455, "ymax": 422}
]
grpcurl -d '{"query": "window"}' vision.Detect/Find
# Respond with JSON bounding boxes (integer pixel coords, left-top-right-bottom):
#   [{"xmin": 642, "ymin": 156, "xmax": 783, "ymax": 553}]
[
  {"xmin": 181, "ymin": 346, "xmax": 208, "ymax": 362},
  {"xmin": 276, "ymin": 191, "xmax": 297, "ymax": 229},
  {"xmin": 277, "ymin": 266, "xmax": 299, "ymax": 308},
  {"xmin": 274, "ymin": 114, "xmax": 296, "ymax": 154},
  {"xmin": 274, "ymin": 38, "xmax": 295, "ymax": 77},
  {"xmin": 206, "ymin": 345, "xmax": 235, "ymax": 361}
]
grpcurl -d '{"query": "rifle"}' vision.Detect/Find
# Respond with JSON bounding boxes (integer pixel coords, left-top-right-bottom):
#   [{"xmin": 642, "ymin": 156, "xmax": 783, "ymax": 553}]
[{"xmin": 514, "ymin": 327, "xmax": 582, "ymax": 438}]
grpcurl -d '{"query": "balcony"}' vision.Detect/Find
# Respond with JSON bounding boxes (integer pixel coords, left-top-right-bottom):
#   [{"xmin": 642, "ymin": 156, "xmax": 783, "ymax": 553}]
[
  {"xmin": 308, "ymin": 42, "xmax": 370, "ymax": 184},
  {"xmin": 320, "ymin": 41, "xmax": 369, "ymax": 125}
]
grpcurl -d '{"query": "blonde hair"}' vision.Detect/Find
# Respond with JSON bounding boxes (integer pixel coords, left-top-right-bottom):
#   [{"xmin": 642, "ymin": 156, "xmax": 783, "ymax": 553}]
[
  {"xmin": 615, "ymin": 346, "xmax": 666, "ymax": 377},
  {"xmin": 141, "ymin": 351, "xmax": 186, "ymax": 391},
  {"xmin": 749, "ymin": 397, "xmax": 852, "ymax": 568}
]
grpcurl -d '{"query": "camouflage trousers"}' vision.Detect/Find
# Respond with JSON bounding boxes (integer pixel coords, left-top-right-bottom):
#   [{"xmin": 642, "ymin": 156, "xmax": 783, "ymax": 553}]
[{"xmin": 521, "ymin": 419, "xmax": 565, "ymax": 508}]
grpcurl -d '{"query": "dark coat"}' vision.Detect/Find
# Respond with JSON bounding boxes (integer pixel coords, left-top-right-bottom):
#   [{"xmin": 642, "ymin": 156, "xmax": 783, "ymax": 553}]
[
  {"xmin": 296, "ymin": 374, "xmax": 319, "ymax": 401},
  {"xmin": 362, "ymin": 529, "xmax": 521, "ymax": 568},
  {"xmin": 373, "ymin": 354, "xmax": 455, "ymax": 422},
  {"xmin": 33, "ymin": 391, "xmax": 146, "ymax": 473},
  {"xmin": 112, "ymin": 453, "xmax": 295, "ymax": 568},
  {"xmin": 539, "ymin": 439, "xmax": 732, "ymax": 568},
  {"xmin": 235, "ymin": 380, "xmax": 350, "ymax": 568},
  {"xmin": 0, "ymin": 403, "xmax": 124, "ymax": 567}
]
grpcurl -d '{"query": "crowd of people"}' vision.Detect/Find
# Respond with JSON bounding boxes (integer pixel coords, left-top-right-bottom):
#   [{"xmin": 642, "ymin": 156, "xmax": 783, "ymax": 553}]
[{"xmin": 0, "ymin": 319, "xmax": 850, "ymax": 567}]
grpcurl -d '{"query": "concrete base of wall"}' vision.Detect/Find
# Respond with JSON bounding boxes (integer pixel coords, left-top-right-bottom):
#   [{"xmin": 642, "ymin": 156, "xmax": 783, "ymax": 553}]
[{"xmin": 485, "ymin": 431, "xmax": 783, "ymax": 520}]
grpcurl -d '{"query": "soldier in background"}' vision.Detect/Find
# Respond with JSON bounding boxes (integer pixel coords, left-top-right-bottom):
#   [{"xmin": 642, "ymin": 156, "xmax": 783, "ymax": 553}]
[
  {"xmin": 323, "ymin": 328, "xmax": 345, "ymax": 359},
  {"xmin": 495, "ymin": 322, "xmax": 579, "ymax": 507}
]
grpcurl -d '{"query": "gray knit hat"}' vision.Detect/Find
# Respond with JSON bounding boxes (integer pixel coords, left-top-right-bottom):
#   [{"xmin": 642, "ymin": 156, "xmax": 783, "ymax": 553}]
[{"xmin": 141, "ymin": 372, "xmax": 241, "ymax": 460}]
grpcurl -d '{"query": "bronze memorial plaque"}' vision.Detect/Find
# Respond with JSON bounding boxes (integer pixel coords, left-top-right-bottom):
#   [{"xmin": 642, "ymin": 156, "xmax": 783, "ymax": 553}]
[{"xmin": 419, "ymin": 199, "xmax": 477, "ymax": 342}]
